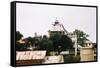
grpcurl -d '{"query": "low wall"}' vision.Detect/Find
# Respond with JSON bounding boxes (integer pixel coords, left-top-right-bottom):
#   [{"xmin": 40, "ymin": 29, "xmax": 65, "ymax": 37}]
[{"xmin": 80, "ymin": 47, "xmax": 94, "ymax": 61}]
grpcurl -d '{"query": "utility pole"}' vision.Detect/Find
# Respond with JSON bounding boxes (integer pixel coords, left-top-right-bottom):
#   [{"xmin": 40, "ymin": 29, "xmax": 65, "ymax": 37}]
[{"xmin": 75, "ymin": 33, "xmax": 77, "ymax": 56}]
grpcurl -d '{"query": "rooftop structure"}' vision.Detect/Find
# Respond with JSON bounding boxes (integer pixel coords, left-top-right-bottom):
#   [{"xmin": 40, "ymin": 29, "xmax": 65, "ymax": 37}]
[
  {"xmin": 48, "ymin": 20, "xmax": 68, "ymax": 37},
  {"xmin": 48, "ymin": 20, "xmax": 78, "ymax": 56}
]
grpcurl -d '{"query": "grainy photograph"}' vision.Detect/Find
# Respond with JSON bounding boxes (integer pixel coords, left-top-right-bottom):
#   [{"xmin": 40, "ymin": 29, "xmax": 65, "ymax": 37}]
[{"xmin": 15, "ymin": 2, "xmax": 97, "ymax": 66}]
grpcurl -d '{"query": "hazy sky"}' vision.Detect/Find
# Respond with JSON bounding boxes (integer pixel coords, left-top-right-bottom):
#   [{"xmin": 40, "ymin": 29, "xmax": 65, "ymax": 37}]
[{"xmin": 16, "ymin": 3, "xmax": 96, "ymax": 43}]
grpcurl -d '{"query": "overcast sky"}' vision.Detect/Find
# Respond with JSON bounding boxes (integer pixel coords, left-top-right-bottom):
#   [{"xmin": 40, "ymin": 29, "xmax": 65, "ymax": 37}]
[{"xmin": 16, "ymin": 3, "xmax": 96, "ymax": 43}]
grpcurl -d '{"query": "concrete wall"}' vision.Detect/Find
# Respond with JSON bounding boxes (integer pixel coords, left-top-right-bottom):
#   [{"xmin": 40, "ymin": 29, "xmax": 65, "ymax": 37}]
[{"xmin": 80, "ymin": 47, "xmax": 94, "ymax": 61}]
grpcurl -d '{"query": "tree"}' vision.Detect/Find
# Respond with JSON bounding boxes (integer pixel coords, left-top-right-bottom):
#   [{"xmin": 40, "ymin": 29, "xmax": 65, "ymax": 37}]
[
  {"xmin": 16, "ymin": 31, "xmax": 23, "ymax": 41},
  {"xmin": 27, "ymin": 37, "xmax": 34, "ymax": 46},
  {"xmin": 59, "ymin": 35, "xmax": 73, "ymax": 50},
  {"xmin": 73, "ymin": 29, "xmax": 89, "ymax": 46},
  {"xmin": 49, "ymin": 34, "xmax": 61, "ymax": 51},
  {"xmin": 39, "ymin": 35, "xmax": 53, "ymax": 51},
  {"xmin": 16, "ymin": 31, "xmax": 27, "ymax": 51},
  {"xmin": 16, "ymin": 42, "xmax": 27, "ymax": 51},
  {"xmin": 50, "ymin": 34, "xmax": 73, "ymax": 53}
]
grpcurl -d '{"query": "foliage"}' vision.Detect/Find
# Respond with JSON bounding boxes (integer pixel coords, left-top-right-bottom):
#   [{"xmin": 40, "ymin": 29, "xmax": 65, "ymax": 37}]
[
  {"xmin": 49, "ymin": 34, "xmax": 61, "ymax": 51},
  {"xmin": 16, "ymin": 31, "xmax": 73, "ymax": 52},
  {"xmin": 50, "ymin": 34, "xmax": 73, "ymax": 53},
  {"xmin": 16, "ymin": 31, "xmax": 26, "ymax": 51},
  {"xmin": 63, "ymin": 55, "xmax": 80, "ymax": 63},
  {"xmin": 73, "ymin": 29, "xmax": 89, "ymax": 46},
  {"xmin": 16, "ymin": 42, "xmax": 27, "ymax": 51},
  {"xmin": 39, "ymin": 35, "xmax": 53, "ymax": 51},
  {"xmin": 16, "ymin": 31, "xmax": 23, "ymax": 41},
  {"xmin": 59, "ymin": 35, "xmax": 73, "ymax": 50}
]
